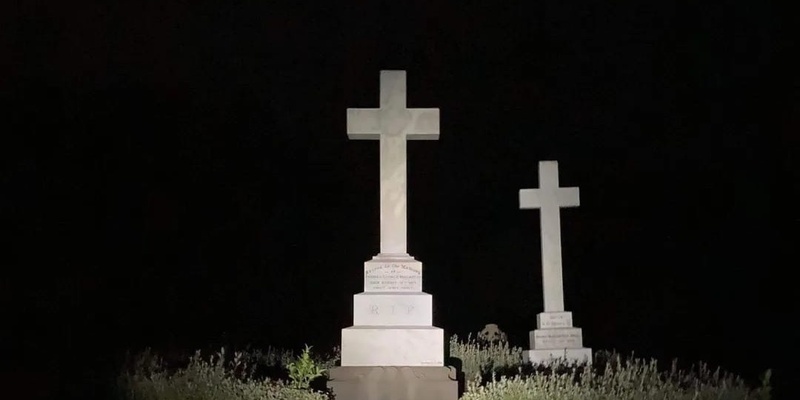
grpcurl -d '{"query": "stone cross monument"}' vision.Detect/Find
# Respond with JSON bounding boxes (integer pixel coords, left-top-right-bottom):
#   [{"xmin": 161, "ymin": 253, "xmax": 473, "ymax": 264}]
[
  {"xmin": 328, "ymin": 70, "xmax": 457, "ymax": 400},
  {"xmin": 519, "ymin": 160, "xmax": 592, "ymax": 365}
]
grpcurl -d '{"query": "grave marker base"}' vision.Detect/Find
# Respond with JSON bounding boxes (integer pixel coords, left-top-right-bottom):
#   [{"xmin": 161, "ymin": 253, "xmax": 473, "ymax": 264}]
[
  {"xmin": 328, "ymin": 366, "xmax": 458, "ymax": 400},
  {"xmin": 341, "ymin": 326, "xmax": 444, "ymax": 367}
]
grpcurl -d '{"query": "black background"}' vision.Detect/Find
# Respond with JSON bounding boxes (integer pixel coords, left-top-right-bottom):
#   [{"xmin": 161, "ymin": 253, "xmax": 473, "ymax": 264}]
[{"xmin": 2, "ymin": 1, "xmax": 795, "ymax": 398}]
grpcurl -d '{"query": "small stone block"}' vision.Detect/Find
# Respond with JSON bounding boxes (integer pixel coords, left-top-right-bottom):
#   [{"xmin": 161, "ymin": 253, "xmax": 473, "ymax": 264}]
[
  {"xmin": 537, "ymin": 312, "xmax": 573, "ymax": 329},
  {"xmin": 530, "ymin": 327, "xmax": 583, "ymax": 349},
  {"xmin": 328, "ymin": 366, "xmax": 458, "ymax": 400}
]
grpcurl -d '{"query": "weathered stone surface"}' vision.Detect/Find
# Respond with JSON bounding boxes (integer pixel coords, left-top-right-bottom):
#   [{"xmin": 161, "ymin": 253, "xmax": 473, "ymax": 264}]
[{"xmin": 328, "ymin": 366, "xmax": 458, "ymax": 400}]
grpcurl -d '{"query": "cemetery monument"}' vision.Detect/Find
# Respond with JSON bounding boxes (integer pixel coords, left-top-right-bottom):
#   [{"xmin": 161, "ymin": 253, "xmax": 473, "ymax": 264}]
[
  {"xmin": 519, "ymin": 160, "xmax": 592, "ymax": 365},
  {"xmin": 327, "ymin": 70, "xmax": 458, "ymax": 400}
]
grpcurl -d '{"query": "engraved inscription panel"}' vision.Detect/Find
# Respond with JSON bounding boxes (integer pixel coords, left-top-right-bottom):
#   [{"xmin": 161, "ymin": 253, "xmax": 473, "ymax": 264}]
[
  {"xmin": 369, "ymin": 303, "xmax": 415, "ymax": 315},
  {"xmin": 364, "ymin": 261, "xmax": 422, "ymax": 292},
  {"xmin": 532, "ymin": 328, "xmax": 583, "ymax": 349},
  {"xmin": 353, "ymin": 293, "xmax": 432, "ymax": 326},
  {"xmin": 537, "ymin": 312, "xmax": 573, "ymax": 329}
]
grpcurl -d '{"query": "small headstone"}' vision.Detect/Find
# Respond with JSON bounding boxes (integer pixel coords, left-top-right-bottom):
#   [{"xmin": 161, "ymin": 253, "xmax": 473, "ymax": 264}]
[{"xmin": 478, "ymin": 323, "xmax": 508, "ymax": 343}]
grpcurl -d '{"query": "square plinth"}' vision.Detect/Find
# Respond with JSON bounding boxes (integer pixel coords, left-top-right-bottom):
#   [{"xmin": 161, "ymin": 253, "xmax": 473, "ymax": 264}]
[
  {"xmin": 353, "ymin": 292, "xmax": 432, "ymax": 326},
  {"xmin": 341, "ymin": 326, "xmax": 444, "ymax": 366}
]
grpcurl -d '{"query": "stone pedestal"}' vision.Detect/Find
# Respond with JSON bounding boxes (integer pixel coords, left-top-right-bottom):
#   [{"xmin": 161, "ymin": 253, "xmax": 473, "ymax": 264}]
[
  {"xmin": 338, "ymin": 255, "xmax": 447, "ymax": 367},
  {"xmin": 523, "ymin": 312, "xmax": 592, "ymax": 365},
  {"xmin": 328, "ymin": 366, "xmax": 458, "ymax": 400},
  {"xmin": 334, "ymin": 71, "xmax": 454, "ymax": 399}
]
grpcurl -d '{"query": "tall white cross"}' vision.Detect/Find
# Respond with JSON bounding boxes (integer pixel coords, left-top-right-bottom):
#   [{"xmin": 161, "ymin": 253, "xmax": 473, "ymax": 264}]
[
  {"xmin": 519, "ymin": 161, "xmax": 580, "ymax": 312},
  {"xmin": 347, "ymin": 70, "xmax": 440, "ymax": 255}
]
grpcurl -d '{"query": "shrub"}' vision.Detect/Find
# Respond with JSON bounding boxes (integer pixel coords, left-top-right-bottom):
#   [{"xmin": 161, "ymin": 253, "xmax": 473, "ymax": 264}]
[
  {"xmin": 286, "ymin": 345, "xmax": 326, "ymax": 389},
  {"xmin": 449, "ymin": 333, "xmax": 524, "ymax": 383},
  {"xmin": 117, "ymin": 336, "xmax": 771, "ymax": 400},
  {"xmin": 118, "ymin": 347, "xmax": 328, "ymax": 400},
  {"xmin": 460, "ymin": 350, "xmax": 772, "ymax": 400}
]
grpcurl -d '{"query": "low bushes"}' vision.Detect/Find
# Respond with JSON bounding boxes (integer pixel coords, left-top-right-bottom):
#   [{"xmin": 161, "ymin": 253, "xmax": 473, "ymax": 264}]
[{"xmin": 117, "ymin": 334, "xmax": 771, "ymax": 400}]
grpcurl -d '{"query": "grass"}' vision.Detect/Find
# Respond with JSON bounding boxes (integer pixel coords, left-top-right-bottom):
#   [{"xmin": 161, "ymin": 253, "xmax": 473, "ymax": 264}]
[
  {"xmin": 116, "ymin": 334, "xmax": 772, "ymax": 400},
  {"xmin": 461, "ymin": 350, "xmax": 772, "ymax": 400}
]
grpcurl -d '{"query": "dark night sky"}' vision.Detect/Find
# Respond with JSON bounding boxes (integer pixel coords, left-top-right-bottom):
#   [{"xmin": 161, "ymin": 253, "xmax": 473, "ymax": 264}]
[{"xmin": 2, "ymin": 1, "xmax": 796, "ymax": 396}]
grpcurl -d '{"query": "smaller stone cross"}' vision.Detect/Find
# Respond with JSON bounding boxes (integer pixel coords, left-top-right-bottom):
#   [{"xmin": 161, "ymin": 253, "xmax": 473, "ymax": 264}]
[{"xmin": 519, "ymin": 161, "xmax": 580, "ymax": 312}]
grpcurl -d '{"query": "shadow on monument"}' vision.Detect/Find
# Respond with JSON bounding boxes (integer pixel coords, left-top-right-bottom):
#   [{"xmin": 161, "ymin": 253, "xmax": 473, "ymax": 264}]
[
  {"xmin": 310, "ymin": 375, "xmax": 334, "ymax": 397},
  {"xmin": 323, "ymin": 343, "xmax": 461, "ymax": 400},
  {"xmin": 445, "ymin": 356, "xmax": 466, "ymax": 398}
]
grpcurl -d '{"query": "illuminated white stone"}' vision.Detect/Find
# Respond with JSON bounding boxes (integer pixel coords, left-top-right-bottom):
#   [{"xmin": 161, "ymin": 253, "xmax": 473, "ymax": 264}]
[
  {"xmin": 353, "ymin": 292, "xmax": 432, "ymax": 326},
  {"xmin": 347, "ymin": 70, "xmax": 439, "ymax": 256},
  {"xmin": 341, "ymin": 326, "xmax": 444, "ymax": 367},
  {"xmin": 364, "ymin": 255, "xmax": 422, "ymax": 292}
]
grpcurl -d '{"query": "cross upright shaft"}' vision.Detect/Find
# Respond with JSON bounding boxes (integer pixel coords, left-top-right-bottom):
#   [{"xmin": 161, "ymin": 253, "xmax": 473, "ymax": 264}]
[{"xmin": 346, "ymin": 71, "xmax": 440, "ymax": 255}]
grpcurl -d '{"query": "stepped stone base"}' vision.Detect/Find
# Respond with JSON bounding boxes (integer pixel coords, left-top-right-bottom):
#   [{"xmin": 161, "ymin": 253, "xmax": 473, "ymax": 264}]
[
  {"xmin": 327, "ymin": 366, "xmax": 458, "ymax": 400},
  {"xmin": 524, "ymin": 320, "xmax": 592, "ymax": 366}
]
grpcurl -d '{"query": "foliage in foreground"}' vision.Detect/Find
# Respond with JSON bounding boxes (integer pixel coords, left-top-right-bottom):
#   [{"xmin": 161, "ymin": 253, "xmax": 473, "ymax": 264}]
[
  {"xmin": 118, "ymin": 334, "xmax": 771, "ymax": 400},
  {"xmin": 286, "ymin": 345, "xmax": 327, "ymax": 389},
  {"xmin": 462, "ymin": 352, "xmax": 772, "ymax": 400},
  {"xmin": 449, "ymin": 334, "xmax": 771, "ymax": 399},
  {"xmin": 117, "ymin": 347, "xmax": 328, "ymax": 400},
  {"xmin": 449, "ymin": 333, "xmax": 524, "ymax": 382}
]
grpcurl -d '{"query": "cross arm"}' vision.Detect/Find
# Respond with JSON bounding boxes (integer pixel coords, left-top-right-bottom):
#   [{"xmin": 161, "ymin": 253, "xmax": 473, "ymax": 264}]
[
  {"xmin": 520, "ymin": 189, "xmax": 543, "ymax": 209},
  {"xmin": 347, "ymin": 108, "xmax": 381, "ymax": 140},
  {"xmin": 519, "ymin": 188, "xmax": 580, "ymax": 209},
  {"xmin": 406, "ymin": 108, "xmax": 440, "ymax": 140}
]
